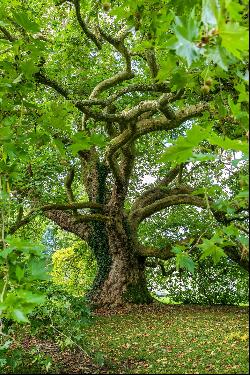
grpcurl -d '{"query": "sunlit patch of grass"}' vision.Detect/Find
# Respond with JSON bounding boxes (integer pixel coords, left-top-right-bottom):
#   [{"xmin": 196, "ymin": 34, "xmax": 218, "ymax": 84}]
[{"xmin": 153, "ymin": 295, "xmax": 182, "ymax": 304}]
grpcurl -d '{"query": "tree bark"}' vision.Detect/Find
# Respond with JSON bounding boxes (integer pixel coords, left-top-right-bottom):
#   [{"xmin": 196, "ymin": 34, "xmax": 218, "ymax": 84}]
[
  {"xmin": 84, "ymin": 212, "xmax": 152, "ymax": 307},
  {"xmin": 76, "ymin": 159, "xmax": 153, "ymax": 307}
]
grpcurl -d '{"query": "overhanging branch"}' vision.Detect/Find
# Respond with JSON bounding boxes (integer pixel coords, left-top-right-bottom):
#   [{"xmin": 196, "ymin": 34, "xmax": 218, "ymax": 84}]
[
  {"xmin": 137, "ymin": 242, "xmax": 174, "ymax": 260},
  {"xmin": 73, "ymin": 0, "xmax": 101, "ymax": 49},
  {"xmin": 132, "ymin": 166, "xmax": 182, "ymax": 211},
  {"xmin": 8, "ymin": 201, "xmax": 104, "ymax": 234},
  {"xmin": 130, "ymin": 194, "xmax": 207, "ymax": 229}
]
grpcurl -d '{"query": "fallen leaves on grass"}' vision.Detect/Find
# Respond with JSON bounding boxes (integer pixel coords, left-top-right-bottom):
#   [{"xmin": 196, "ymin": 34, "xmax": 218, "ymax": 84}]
[{"xmin": 10, "ymin": 303, "xmax": 249, "ymax": 374}]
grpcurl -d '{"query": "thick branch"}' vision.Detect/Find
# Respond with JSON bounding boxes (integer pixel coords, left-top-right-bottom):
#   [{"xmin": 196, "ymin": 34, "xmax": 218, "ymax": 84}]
[
  {"xmin": 64, "ymin": 167, "xmax": 75, "ymax": 203},
  {"xmin": 73, "ymin": 0, "xmax": 101, "ymax": 49},
  {"xmin": 76, "ymin": 82, "xmax": 171, "ymax": 109},
  {"xmin": 88, "ymin": 26, "xmax": 134, "ymax": 100},
  {"xmin": 139, "ymin": 241, "xmax": 249, "ymax": 270},
  {"xmin": 119, "ymin": 93, "xmax": 174, "ymax": 122},
  {"xmin": 105, "ymin": 82, "xmax": 171, "ymax": 104},
  {"xmin": 120, "ymin": 142, "xmax": 136, "ymax": 186},
  {"xmin": 41, "ymin": 202, "xmax": 103, "ymax": 211},
  {"xmin": 130, "ymin": 194, "xmax": 207, "ymax": 229},
  {"xmin": 0, "ymin": 26, "xmax": 17, "ymax": 42},
  {"xmin": 144, "ymin": 48, "xmax": 159, "ymax": 78},
  {"xmin": 145, "ymin": 259, "xmax": 168, "ymax": 276},
  {"xmin": 135, "ymin": 102, "xmax": 210, "ymax": 137},
  {"xmin": 7, "ymin": 201, "xmax": 104, "ymax": 234},
  {"xmin": 137, "ymin": 243, "xmax": 174, "ymax": 260},
  {"xmin": 223, "ymin": 245, "xmax": 249, "ymax": 271},
  {"xmin": 132, "ymin": 166, "xmax": 182, "ymax": 211},
  {"xmin": 106, "ymin": 102, "xmax": 210, "ymax": 160},
  {"xmin": 73, "ymin": 213, "xmax": 110, "ymax": 223},
  {"xmin": 35, "ymin": 72, "xmax": 69, "ymax": 99},
  {"xmin": 105, "ymin": 126, "xmax": 133, "ymax": 187},
  {"xmin": 44, "ymin": 210, "xmax": 91, "ymax": 241},
  {"xmin": 90, "ymin": 71, "xmax": 134, "ymax": 100}
]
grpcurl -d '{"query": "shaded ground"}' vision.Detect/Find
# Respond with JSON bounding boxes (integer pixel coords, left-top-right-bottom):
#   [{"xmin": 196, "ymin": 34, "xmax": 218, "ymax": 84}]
[{"xmin": 10, "ymin": 303, "xmax": 249, "ymax": 374}]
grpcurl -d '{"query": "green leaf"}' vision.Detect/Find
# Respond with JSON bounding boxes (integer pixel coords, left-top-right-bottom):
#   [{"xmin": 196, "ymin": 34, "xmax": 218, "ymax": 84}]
[
  {"xmin": 29, "ymin": 259, "xmax": 50, "ymax": 280},
  {"xmin": 202, "ymin": 0, "xmax": 221, "ymax": 26},
  {"xmin": 199, "ymin": 239, "xmax": 227, "ymax": 264},
  {"xmin": 171, "ymin": 11, "xmax": 201, "ymax": 66},
  {"xmin": 69, "ymin": 142, "xmax": 92, "ymax": 156},
  {"xmin": 236, "ymin": 190, "xmax": 249, "ymax": 198},
  {"xmin": 170, "ymin": 71, "xmax": 189, "ymax": 89},
  {"xmin": 53, "ymin": 138, "xmax": 66, "ymax": 157},
  {"xmin": 235, "ymin": 83, "xmax": 249, "ymax": 103},
  {"xmin": 89, "ymin": 133, "xmax": 106, "ymax": 147},
  {"xmin": 225, "ymin": 0, "xmax": 244, "ymax": 21},
  {"xmin": 5, "ymin": 237, "xmax": 44, "ymax": 255},
  {"xmin": 12, "ymin": 309, "xmax": 29, "ymax": 323},
  {"xmin": 172, "ymin": 39, "xmax": 201, "ymax": 67},
  {"xmin": 220, "ymin": 23, "xmax": 249, "ymax": 59},
  {"xmin": 207, "ymin": 45, "xmax": 229, "ymax": 71},
  {"xmin": 208, "ymin": 131, "xmax": 249, "ymax": 154},
  {"xmin": 189, "ymin": 152, "xmax": 216, "ymax": 161},
  {"xmin": 20, "ymin": 60, "xmax": 39, "ymax": 79},
  {"xmin": 176, "ymin": 252, "xmax": 195, "ymax": 274},
  {"xmin": 13, "ymin": 12, "xmax": 40, "ymax": 33},
  {"xmin": 12, "ymin": 73, "xmax": 23, "ymax": 84},
  {"xmin": 69, "ymin": 132, "xmax": 92, "ymax": 155},
  {"xmin": 15, "ymin": 265, "xmax": 25, "ymax": 282},
  {"xmin": 171, "ymin": 245, "xmax": 186, "ymax": 255},
  {"xmin": 17, "ymin": 290, "xmax": 45, "ymax": 305},
  {"xmin": 159, "ymin": 124, "xmax": 211, "ymax": 164},
  {"xmin": 0, "ymin": 247, "xmax": 13, "ymax": 258}
]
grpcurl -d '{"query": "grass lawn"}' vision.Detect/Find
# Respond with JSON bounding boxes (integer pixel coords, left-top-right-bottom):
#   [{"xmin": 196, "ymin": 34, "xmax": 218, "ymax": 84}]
[
  {"xmin": 86, "ymin": 304, "xmax": 249, "ymax": 374},
  {"xmin": 9, "ymin": 303, "xmax": 249, "ymax": 374}
]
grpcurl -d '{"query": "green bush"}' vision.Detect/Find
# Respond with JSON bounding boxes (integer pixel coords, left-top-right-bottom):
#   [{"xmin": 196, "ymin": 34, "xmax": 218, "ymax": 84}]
[
  {"xmin": 148, "ymin": 257, "xmax": 249, "ymax": 306},
  {"xmin": 51, "ymin": 242, "xmax": 96, "ymax": 296}
]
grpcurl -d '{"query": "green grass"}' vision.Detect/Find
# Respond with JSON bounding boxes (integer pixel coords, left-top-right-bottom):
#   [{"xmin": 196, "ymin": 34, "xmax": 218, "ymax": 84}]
[
  {"xmin": 8, "ymin": 303, "xmax": 249, "ymax": 374},
  {"xmin": 85, "ymin": 304, "xmax": 249, "ymax": 374},
  {"xmin": 153, "ymin": 296, "xmax": 182, "ymax": 304}
]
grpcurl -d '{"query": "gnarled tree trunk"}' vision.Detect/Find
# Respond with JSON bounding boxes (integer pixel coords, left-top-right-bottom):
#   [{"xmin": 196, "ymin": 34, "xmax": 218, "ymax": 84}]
[
  {"xmin": 81, "ymin": 160, "xmax": 153, "ymax": 306},
  {"xmin": 85, "ymin": 219, "xmax": 152, "ymax": 307}
]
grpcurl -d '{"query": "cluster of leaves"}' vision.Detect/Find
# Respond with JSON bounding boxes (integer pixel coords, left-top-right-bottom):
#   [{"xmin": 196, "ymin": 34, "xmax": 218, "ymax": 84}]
[
  {"xmin": 51, "ymin": 241, "xmax": 97, "ymax": 295},
  {"xmin": 0, "ymin": 182, "xmax": 49, "ymax": 323},
  {"xmin": 0, "ymin": 336, "xmax": 53, "ymax": 374},
  {"xmin": 0, "ymin": 281, "xmax": 93, "ymax": 373},
  {"xmin": 29, "ymin": 282, "xmax": 92, "ymax": 343},
  {"xmin": 148, "ymin": 255, "xmax": 248, "ymax": 306},
  {"xmin": 0, "ymin": 235, "xmax": 49, "ymax": 323},
  {"xmin": 170, "ymin": 222, "xmax": 248, "ymax": 273}
]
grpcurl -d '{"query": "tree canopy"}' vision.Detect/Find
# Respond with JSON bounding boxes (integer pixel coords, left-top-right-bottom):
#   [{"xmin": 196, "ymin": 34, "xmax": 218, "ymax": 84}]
[{"xmin": 0, "ymin": 0, "xmax": 249, "ymax": 312}]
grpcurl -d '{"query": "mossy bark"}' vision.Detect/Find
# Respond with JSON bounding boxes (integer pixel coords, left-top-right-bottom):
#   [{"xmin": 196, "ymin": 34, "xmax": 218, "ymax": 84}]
[
  {"xmin": 85, "ymin": 216, "xmax": 152, "ymax": 307},
  {"xmin": 81, "ymin": 160, "xmax": 153, "ymax": 307},
  {"xmin": 87, "ymin": 240, "xmax": 152, "ymax": 306}
]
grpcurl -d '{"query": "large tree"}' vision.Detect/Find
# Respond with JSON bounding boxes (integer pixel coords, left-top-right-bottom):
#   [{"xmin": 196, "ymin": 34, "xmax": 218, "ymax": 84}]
[{"xmin": 0, "ymin": 0, "xmax": 248, "ymax": 306}]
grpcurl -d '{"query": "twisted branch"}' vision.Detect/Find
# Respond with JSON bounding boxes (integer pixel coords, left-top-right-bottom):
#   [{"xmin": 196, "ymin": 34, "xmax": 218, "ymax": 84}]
[
  {"xmin": 73, "ymin": 0, "xmax": 101, "ymax": 49},
  {"xmin": 8, "ymin": 201, "xmax": 104, "ymax": 235}
]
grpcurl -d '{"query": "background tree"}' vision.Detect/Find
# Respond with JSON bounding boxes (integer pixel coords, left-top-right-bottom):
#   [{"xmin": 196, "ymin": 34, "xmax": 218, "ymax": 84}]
[{"xmin": 0, "ymin": 0, "xmax": 248, "ymax": 306}]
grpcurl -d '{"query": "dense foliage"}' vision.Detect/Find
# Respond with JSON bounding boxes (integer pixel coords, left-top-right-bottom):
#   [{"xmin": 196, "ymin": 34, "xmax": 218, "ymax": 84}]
[
  {"xmin": 148, "ymin": 256, "xmax": 248, "ymax": 305},
  {"xmin": 0, "ymin": 1, "xmax": 249, "ymax": 371}
]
